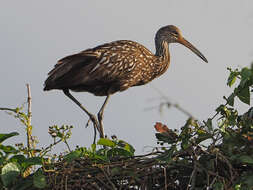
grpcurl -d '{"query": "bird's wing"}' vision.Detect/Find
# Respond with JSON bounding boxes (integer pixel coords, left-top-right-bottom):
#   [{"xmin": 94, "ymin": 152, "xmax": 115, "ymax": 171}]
[
  {"xmin": 44, "ymin": 50, "xmax": 100, "ymax": 89},
  {"xmin": 47, "ymin": 50, "xmax": 98, "ymax": 77},
  {"xmin": 44, "ymin": 40, "xmax": 152, "ymax": 90},
  {"xmin": 86, "ymin": 41, "xmax": 144, "ymax": 82}
]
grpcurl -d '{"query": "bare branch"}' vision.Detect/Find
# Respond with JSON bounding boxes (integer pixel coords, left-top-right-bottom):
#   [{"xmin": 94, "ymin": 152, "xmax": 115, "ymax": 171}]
[
  {"xmin": 26, "ymin": 84, "xmax": 32, "ymax": 127},
  {"xmin": 26, "ymin": 84, "xmax": 33, "ymax": 156},
  {"xmin": 149, "ymin": 85, "xmax": 196, "ymax": 119}
]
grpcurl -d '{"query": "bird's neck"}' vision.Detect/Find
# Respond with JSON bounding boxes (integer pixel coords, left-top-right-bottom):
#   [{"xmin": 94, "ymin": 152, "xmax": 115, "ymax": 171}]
[
  {"xmin": 155, "ymin": 40, "xmax": 170, "ymax": 63},
  {"xmin": 155, "ymin": 40, "xmax": 170, "ymax": 76}
]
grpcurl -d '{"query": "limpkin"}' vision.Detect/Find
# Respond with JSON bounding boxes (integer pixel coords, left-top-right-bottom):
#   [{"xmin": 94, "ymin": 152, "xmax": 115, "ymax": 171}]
[{"xmin": 44, "ymin": 25, "xmax": 208, "ymax": 139}]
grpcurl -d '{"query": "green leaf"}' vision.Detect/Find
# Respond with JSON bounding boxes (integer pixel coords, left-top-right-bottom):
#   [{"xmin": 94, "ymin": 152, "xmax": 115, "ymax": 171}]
[
  {"xmin": 91, "ymin": 143, "xmax": 96, "ymax": 152},
  {"xmin": 63, "ymin": 150, "xmax": 82, "ymax": 163},
  {"xmin": 215, "ymin": 105, "xmax": 225, "ymax": 113},
  {"xmin": 237, "ymin": 86, "xmax": 250, "ymax": 105},
  {"xmin": 240, "ymin": 67, "xmax": 252, "ymax": 88},
  {"xmin": 0, "ymin": 132, "xmax": 19, "ymax": 144},
  {"xmin": 33, "ymin": 169, "xmax": 47, "ymax": 189},
  {"xmin": 227, "ymin": 93, "xmax": 235, "ymax": 106},
  {"xmin": 1, "ymin": 162, "xmax": 20, "ymax": 187},
  {"xmin": 205, "ymin": 118, "xmax": 213, "ymax": 132},
  {"xmin": 117, "ymin": 140, "xmax": 135, "ymax": 154},
  {"xmin": 97, "ymin": 138, "xmax": 116, "ymax": 148},
  {"xmin": 155, "ymin": 133, "xmax": 177, "ymax": 144},
  {"xmin": 181, "ymin": 138, "xmax": 191, "ymax": 150},
  {"xmin": 9, "ymin": 155, "xmax": 26, "ymax": 165},
  {"xmin": 124, "ymin": 143, "xmax": 135, "ymax": 155},
  {"xmin": 0, "ymin": 144, "xmax": 19, "ymax": 154},
  {"xmin": 238, "ymin": 155, "xmax": 253, "ymax": 165},
  {"xmin": 21, "ymin": 157, "xmax": 43, "ymax": 171},
  {"xmin": 92, "ymin": 154, "xmax": 108, "ymax": 161},
  {"xmin": 107, "ymin": 148, "xmax": 132, "ymax": 158},
  {"xmin": 227, "ymin": 72, "xmax": 237, "ymax": 87},
  {"xmin": 195, "ymin": 133, "xmax": 212, "ymax": 144},
  {"xmin": 234, "ymin": 184, "xmax": 241, "ymax": 190}
]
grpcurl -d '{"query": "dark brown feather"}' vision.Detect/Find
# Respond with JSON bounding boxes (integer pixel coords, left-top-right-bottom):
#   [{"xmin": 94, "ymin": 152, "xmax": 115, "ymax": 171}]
[
  {"xmin": 44, "ymin": 40, "xmax": 165, "ymax": 96},
  {"xmin": 44, "ymin": 26, "xmax": 207, "ymax": 96},
  {"xmin": 44, "ymin": 54, "xmax": 97, "ymax": 91}
]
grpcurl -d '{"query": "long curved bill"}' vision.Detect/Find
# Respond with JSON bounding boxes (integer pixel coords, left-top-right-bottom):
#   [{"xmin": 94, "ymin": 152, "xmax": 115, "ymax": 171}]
[{"xmin": 179, "ymin": 37, "xmax": 208, "ymax": 63}]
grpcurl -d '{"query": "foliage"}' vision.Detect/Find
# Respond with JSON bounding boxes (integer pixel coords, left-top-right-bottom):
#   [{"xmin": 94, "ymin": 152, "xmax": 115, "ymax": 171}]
[
  {"xmin": 0, "ymin": 106, "xmax": 73, "ymax": 189},
  {"xmin": 63, "ymin": 137, "xmax": 135, "ymax": 163},
  {"xmin": 0, "ymin": 64, "xmax": 253, "ymax": 189},
  {"xmin": 0, "ymin": 131, "xmax": 43, "ymax": 189},
  {"xmin": 153, "ymin": 65, "xmax": 253, "ymax": 189}
]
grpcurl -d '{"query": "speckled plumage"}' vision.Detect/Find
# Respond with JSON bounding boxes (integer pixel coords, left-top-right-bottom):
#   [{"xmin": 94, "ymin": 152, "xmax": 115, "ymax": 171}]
[
  {"xmin": 44, "ymin": 40, "xmax": 170, "ymax": 96},
  {"xmin": 44, "ymin": 26, "xmax": 207, "ymax": 96},
  {"xmin": 44, "ymin": 25, "xmax": 208, "ymax": 138}
]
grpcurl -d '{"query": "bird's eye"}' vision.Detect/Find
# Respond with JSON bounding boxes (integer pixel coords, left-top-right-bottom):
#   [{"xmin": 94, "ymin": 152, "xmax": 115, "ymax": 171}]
[{"xmin": 171, "ymin": 31, "xmax": 178, "ymax": 36}]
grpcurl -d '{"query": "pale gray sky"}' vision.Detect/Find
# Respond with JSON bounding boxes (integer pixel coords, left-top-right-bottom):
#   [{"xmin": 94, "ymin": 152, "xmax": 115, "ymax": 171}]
[{"xmin": 1, "ymin": 0, "xmax": 253, "ymax": 154}]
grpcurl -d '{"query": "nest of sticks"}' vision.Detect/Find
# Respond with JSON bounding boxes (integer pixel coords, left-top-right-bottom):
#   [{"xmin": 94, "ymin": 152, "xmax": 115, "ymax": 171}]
[
  {"xmin": 42, "ymin": 148, "xmax": 239, "ymax": 190},
  {"xmin": 43, "ymin": 152, "xmax": 188, "ymax": 190}
]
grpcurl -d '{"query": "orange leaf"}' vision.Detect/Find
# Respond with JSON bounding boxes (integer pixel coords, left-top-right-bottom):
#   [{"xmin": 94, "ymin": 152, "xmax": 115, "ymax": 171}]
[
  {"xmin": 154, "ymin": 122, "xmax": 170, "ymax": 134},
  {"xmin": 154, "ymin": 122, "xmax": 178, "ymax": 140}
]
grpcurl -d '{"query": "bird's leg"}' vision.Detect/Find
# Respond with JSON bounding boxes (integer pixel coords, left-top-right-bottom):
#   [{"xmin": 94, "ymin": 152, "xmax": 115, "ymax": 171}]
[
  {"xmin": 97, "ymin": 95, "xmax": 110, "ymax": 139},
  {"xmin": 63, "ymin": 89, "xmax": 102, "ymax": 140}
]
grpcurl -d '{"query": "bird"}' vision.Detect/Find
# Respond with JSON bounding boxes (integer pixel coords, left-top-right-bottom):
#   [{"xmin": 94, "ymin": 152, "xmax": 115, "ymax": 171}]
[{"xmin": 44, "ymin": 25, "xmax": 208, "ymax": 140}]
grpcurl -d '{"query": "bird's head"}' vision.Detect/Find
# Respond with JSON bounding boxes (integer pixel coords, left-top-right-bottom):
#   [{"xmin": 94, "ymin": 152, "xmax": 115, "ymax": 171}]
[{"xmin": 155, "ymin": 25, "xmax": 208, "ymax": 63}]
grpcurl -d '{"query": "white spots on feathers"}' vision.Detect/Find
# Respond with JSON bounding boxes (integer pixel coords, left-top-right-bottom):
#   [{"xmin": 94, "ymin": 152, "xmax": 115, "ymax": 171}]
[
  {"xmin": 90, "ymin": 63, "xmax": 101, "ymax": 73},
  {"xmin": 90, "ymin": 57, "xmax": 107, "ymax": 73},
  {"xmin": 99, "ymin": 57, "xmax": 107, "ymax": 64},
  {"xmin": 122, "ymin": 83, "xmax": 129, "ymax": 87},
  {"xmin": 86, "ymin": 40, "xmax": 169, "ymax": 86},
  {"xmin": 129, "ymin": 62, "xmax": 135, "ymax": 67},
  {"xmin": 107, "ymin": 63, "xmax": 114, "ymax": 67},
  {"xmin": 118, "ymin": 65, "xmax": 124, "ymax": 71},
  {"xmin": 124, "ymin": 63, "xmax": 129, "ymax": 70}
]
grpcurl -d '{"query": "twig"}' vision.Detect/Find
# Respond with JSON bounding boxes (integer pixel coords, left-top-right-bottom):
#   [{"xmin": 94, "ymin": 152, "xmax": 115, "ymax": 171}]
[
  {"xmin": 100, "ymin": 168, "xmax": 117, "ymax": 190},
  {"xmin": 174, "ymin": 103, "xmax": 194, "ymax": 119},
  {"xmin": 26, "ymin": 84, "xmax": 32, "ymax": 129},
  {"xmin": 65, "ymin": 175, "xmax": 68, "ymax": 190},
  {"xmin": 187, "ymin": 150, "xmax": 198, "ymax": 190},
  {"xmin": 89, "ymin": 182, "xmax": 100, "ymax": 190},
  {"xmin": 209, "ymin": 175, "xmax": 218, "ymax": 188},
  {"xmin": 40, "ymin": 139, "xmax": 62, "ymax": 156},
  {"xmin": 95, "ymin": 176, "xmax": 113, "ymax": 190},
  {"xmin": 26, "ymin": 84, "xmax": 33, "ymax": 156},
  {"xmin": 211, "ymin": 102, "xmax": 229, "ymax": 120},
  {"xmin": 163, "ymin": 167, "xmax": 167, "ymax": 189},
  {"xmin": 150, "ymin": 85, "xmax": 196, "ymax": 119},
  {"xmin": 0, "ymin": 107, "xmax": 17, "ymax": 112},
  {"xmin": 64, "ymin": 140, "xmax": 71, "ymax": 152}
]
